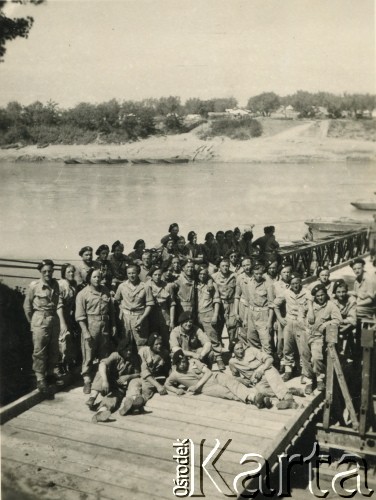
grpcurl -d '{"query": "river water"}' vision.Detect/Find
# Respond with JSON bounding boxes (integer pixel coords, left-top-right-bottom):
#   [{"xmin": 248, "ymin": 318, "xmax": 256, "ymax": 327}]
[{"xmin": 0, "ymin": 160, "xmax": 375, "ymax": 285}]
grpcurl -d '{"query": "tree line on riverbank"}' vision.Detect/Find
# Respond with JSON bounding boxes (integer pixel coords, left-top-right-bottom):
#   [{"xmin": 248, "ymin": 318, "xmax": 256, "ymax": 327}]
[{"xmin": 0, "ymin": 91, "xmax": 374, "ymax": 146}]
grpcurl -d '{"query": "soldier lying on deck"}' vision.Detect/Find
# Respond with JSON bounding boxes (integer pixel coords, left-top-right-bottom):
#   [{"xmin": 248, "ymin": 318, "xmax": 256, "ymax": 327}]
[
  {"xmin": 86, "ymin": 340, "xmax": 141, "ymax": 423},
  {"xmin": 165, "ymin": 349, "xmax": 272, "ymax": 409},
  {"xmin": 229, "ymin": 342, "xmax": 303, "ymax": 410}
]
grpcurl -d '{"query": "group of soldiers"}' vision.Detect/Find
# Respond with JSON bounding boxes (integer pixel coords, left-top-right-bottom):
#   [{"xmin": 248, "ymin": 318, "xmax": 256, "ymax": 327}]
[{"xmin": 22, "ymin": 223, "xmax": 376, "ymax": 422}]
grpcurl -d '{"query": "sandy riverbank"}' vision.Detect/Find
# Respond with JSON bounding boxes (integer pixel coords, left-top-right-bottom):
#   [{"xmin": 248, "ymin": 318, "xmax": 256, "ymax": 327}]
[{"xmin": 1, "ymin": 120, "xmax": 375, "ymax": 164}]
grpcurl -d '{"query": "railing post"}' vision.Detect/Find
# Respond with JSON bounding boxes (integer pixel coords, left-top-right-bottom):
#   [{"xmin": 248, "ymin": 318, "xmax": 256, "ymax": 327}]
[
  {"xmin": 360, "ymin": 328, "xmax": 375, "ymax": 437},
  {"xmin": 323, "ymin": 324, "xmax": 337, "ymax": 430}
]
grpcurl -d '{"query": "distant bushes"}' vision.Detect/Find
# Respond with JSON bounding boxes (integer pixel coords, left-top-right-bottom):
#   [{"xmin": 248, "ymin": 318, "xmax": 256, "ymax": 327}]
[
  {"xmin": 328, "ymin": 119, "xmax": 376, "ymax": 142},
  {"xmin": 199, "ymin": 116, "xmax": 262, "ymax": 140},
  {"xmin": 0, "ymin": 97, "xmax": 236, "ymax": 146}
]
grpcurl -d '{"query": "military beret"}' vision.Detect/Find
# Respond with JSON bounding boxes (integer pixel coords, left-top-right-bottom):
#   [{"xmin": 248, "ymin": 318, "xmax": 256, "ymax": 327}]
[
  {"xmin": 79, "ymin": 246, "xmax": 93, "ymax": 257},
  {"xmin": 181, "ymin": 258, "xmax": 194, "ymax": 267},
  {"xmin": 290, "ymin": 271, "xmax": 302, "ymax": 280},
  {"xmin": 95, "ymin": 244, "xmax": 110, "ymax": 256},
  {"xmin": 133, "ymin": 239, "xmax": 145, "ymax": 249},
  {"xmin": 178, "ymin": 311, "xmax": 193, "ymax": 324},
  {"xmin": 147, "ymin": 333, "xmax": 162, "ymax": 347},
  {"xmin": 311, "ymin": 283, "xmax": 327, "ymax": 296},
  {"xmin": 147, "ymin": 265, "xmax": 161, "ymax": 277},
  {"xmin": 111, "ymin": 240, "xmax": 124, "ymax": 253},
  {"xmin": 332, "ymin": 279, "xmax": 347, "ymax": 294},
  {"xmin": 265, "ymin": 257, "xmax": 278, "ymax": 268},
  {"xmin": 37, "ymin": 259, "xmax": 54, "ymax": 271},
  {"xmin": 172, "ymin": 349, "xmax": 187, "ymax": 365}
]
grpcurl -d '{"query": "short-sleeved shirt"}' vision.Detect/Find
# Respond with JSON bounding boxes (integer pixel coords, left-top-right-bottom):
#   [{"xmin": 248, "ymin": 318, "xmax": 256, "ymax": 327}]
[
  {"xmin": 353, "ymin": 272, "xmax": 376, "ymax": 319},
  {"xmin": 138, "ymin": 345, "xmax": 169, "ymax": 379},
  {"xmin": 174, "ymin": 272, "xmax": 195, "ymax": 308},
  {"xmin": 75, "ymin": 285, "xmax": 113, "ymax": 321},
  {"xmin": 166, "ymin": 359, "xmax": 207, "ymax": 389},
  {"xmin": 235, "ymin": 272, "xmax": 252, "ymax": 306},
  {"xmin": 332, "ymin": 296, "xmax": 357, "ymax": 327},
  {"xmin": 170, "ymin": 325, "xmax": 210, "ymax": 353},
  {"xmin": 272, "ymin": 278, "xmax": 290, "ymax": 299},
  {"xmin": 274, "ymin": 288, "xmax": 310, "ymax": 321},
  {"xmin": 212, "ymin": 271, "xmax": 237, "ymax": 303},
  {"xmin": 58, "ymin": 279, "xmax": 77, "ymax": 313},
  {"xmin": 145, "ymin": 280, "xmax": 175, "ymax": 309},
  {"xmin": 100, "ymin": 351, "xmax": 140, "ymax": 382},
  {"xmin": 197, "ymin": 281, "xmax": 220, "ymax": 314},
  {"xmin": 229, "ymin": 347, "xmax": 272, "ymax": 380},
  {"xmin": 24, "ymin": 278, "xmax": 62, "ymax": 319},
  {"xmin": 247, "ymin": 277, "xmax": 274, "ymax": 309},
  {"xmin": 310, "ymin": 300, "xmax": 341, "ymax": 335},
  {"xmin": 114, "ymin": 280, "xmax": 154, "ymax": 312}
]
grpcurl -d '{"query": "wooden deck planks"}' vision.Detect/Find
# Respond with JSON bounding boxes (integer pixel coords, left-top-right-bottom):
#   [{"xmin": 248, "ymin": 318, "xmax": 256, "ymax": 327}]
[{"xmin": 2, "ymin": 373, "xmax": 324, "ymax": 500}]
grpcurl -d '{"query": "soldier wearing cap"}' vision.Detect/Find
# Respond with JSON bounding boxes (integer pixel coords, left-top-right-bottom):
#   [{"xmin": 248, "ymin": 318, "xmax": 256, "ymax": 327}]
[
  {"xmin": 145, "ymin": 266, "xmax": 176, "ymax": 346},
  {"xmin": 300, "ymin": 283, "xmax": 341, "ymax": 394},
  {"xmin": 114, "ymin": 263, "xmax": 154, "ymax": 348},
  {"xmin": 109, "ymin": 240, "xmax": 131, "ymax": 290},
  {"xmin": 274, "ymin": 272, "xmax": 311, "ymax": 382},
  {"xmin": 24, "ymin": 259, "xmax": 64, "ymax": 393},
  {"xmin": 159, "ymin": 236, "xmax": 175, "ymax": 268},
  {"xmin": 229, "ymin": 341, "xmax": 302, "ymax": 409},
  {"xmin": 75, "ymin": 268, "xmax": 116, "ymax": 394},
  {"xmin": 161, "ymin": 223, "xmax": 180, "ymax": 247},
  {"xmin": 185, "ymin": 231, "xmax": 204, "ymax": 267},
  {"xmin": 272, "ymin": 263, "xmax": 292, "ymax": 368},
  {"xmin": 95, "ymin": 244, "xmax": 114, "ymax": 289},
  {"xmin": 308, "ymin": 266, "xmax": 334, "ymax": 299},
  {"xmin": 332, "ymin": 279, "xmax": 357, "ymax": 359},
  {"xmin": 264, "ymin": 258, "xmax": 279, "ymax": 285},
  {"xmin": 170, "ymin": 311, "xmax": 213, "ymax": 366},
  {"xmin": 121, "ymin": 333, "xmax": 170, "ymax": 415},
  {"xmin": 246, "ymin": 263, "xmax": 275, "ymax": 356},
  {"xmin": 212, "ymin": 258, "xmax": 238, "ymax": 352},
  {"xmin": 196, "ymin": 266, "xmax": 225, "ymax": 370},
  {"xmin": 202, "ymin": 232, "xmax": 220, "ymax": 269},
  {"xmin": 227, "ymin": 249, "xmax": 241, "ymax": 274},
  {"xmin": 350, "ymin": 258, "xmax": 376, "ymax": 322},
  {"xmin": 215, "ymin": 230, "xmax": 227, "ymax": 258},
  {"xmin": 75, "ymin": 246, "xmax": 100, "ymax": 286},
  {"xmin": 86, "ymin": 339, "xmax": 141, "ymax": 423},
  {"xmin": 173, "ymin": 259, "xmax": 196, "ymax": 317},
  {"xmin": 138, "ymin": 250, "xmax": 153, "ymax": 283},
  {"xmin": 128, "ymin": 239, "xmax": 146, "ymax": 265}
]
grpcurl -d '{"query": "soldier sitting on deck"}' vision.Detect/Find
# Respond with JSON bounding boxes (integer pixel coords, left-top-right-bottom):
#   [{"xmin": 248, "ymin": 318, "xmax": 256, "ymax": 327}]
[
  {"xmin": 87, "ymin": 339, "xmax": 141, "ymax": 423},
  {"xmin": 165, "ymin": 349, "xmax": 272, "ymax": 409},
  {"xmin": 229, "ymin": 341, "xmax": 303, "ymax": 410},
  {"xmin": 170, "ymin": 311, "xmax": 214, "ymax": 367}
]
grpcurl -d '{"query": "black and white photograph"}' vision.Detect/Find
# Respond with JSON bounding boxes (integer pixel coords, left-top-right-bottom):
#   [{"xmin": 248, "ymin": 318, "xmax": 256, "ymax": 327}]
[{"xmin": 0, "ymin": 0, "xmax": 375, "ymax": 498}]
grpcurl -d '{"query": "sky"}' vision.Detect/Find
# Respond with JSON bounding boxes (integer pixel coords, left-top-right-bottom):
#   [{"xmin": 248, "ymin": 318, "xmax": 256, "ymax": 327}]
[{"xmin": 1, "ymin": 0, "xmax": 375, "ymax": 108}]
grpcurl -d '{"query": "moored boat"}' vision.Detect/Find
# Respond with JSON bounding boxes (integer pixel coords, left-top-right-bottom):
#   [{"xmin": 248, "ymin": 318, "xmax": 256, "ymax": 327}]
[
  {"xmin": 350, "ymin": 201, "xmax": 376, "ymax": 211},
  {"xmin": 305, "ymin": 217, "xmax": 369, "ymax": 238}
]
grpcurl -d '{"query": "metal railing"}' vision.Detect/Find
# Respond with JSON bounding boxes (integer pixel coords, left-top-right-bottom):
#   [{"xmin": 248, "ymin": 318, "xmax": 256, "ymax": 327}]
[{"xmin": 279, "ymin": 228, "xmax": 369, "ymax": 278}]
